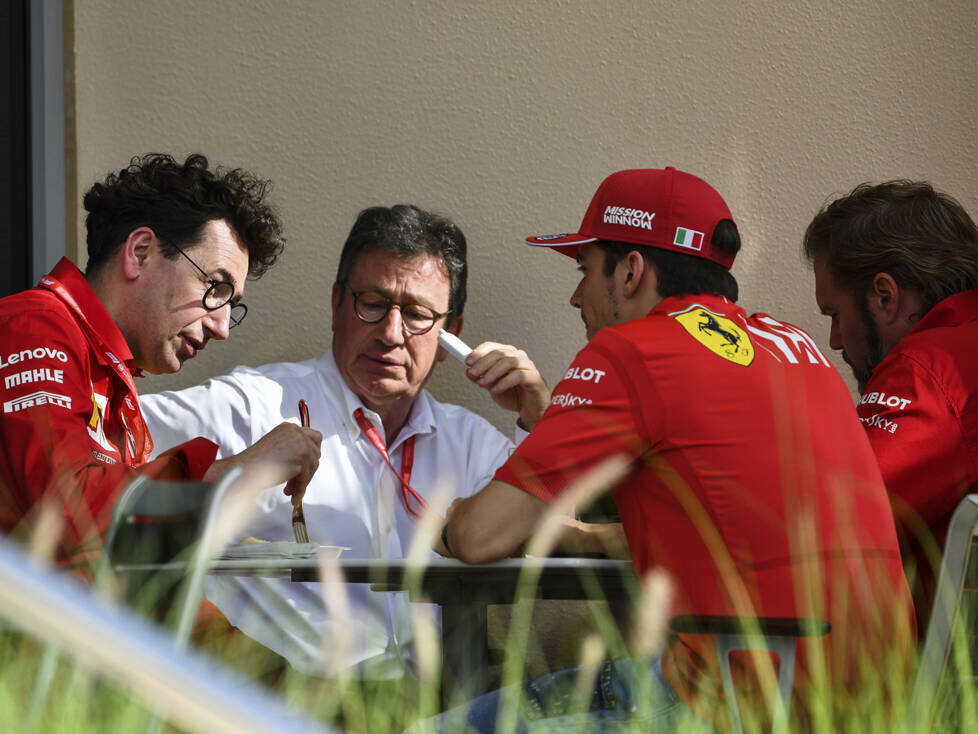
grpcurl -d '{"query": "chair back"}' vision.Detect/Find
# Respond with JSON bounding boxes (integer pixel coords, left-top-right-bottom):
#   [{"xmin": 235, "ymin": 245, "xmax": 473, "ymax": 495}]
[
  {"xmin": 100, "ymin": 468, "xmax": 243, "ymax": 645},
  {"xmin": 100, "ymin": 475, "xmax": 212, "ymax": 615},
  {"xmin": 669, "ymin": 614, "xmax": 830, "ymax": 734}
]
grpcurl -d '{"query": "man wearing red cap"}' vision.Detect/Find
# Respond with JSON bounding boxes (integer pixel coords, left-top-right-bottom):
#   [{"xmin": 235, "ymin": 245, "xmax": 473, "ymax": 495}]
[{"xmin": 436, "ymin": 168, "xmax": 914, "ymax": 730}]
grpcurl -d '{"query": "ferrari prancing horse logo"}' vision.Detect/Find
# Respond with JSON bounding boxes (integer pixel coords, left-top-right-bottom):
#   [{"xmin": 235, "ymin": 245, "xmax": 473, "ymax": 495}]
[{"xmin": 673, "ymin": 306, "xmax": 754, "ymax": 366}]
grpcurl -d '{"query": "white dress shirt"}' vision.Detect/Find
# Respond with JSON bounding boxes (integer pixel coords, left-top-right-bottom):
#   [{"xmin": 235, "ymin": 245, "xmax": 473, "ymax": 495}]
[{"xmin": 140, "ymin": 349, "xmax": 515, "ymax": 677}]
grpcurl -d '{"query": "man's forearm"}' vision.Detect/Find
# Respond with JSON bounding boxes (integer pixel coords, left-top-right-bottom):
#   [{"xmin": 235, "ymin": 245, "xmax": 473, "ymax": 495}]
[{"xmin": 444, "ymin": 480, "xmax": 547, "ymax": 564}]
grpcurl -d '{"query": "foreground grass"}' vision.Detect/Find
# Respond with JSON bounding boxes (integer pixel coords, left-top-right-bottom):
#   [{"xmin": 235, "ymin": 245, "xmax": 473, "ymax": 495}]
[
  {"xmin": 5, "ymin": 494, "xmax": 976, "ymax": 734},
  {"xmin": 2, "ymin": 595, "xmax": 977, "ymax": 734},
  {"xmin": 0, "ymin": 634, "xmax": 160, "ymax": 733}
]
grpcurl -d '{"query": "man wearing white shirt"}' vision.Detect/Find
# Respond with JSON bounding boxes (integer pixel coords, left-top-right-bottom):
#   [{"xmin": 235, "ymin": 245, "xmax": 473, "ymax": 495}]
[{"xmin": 141, "ymin": 204, "xmax": 550, "ymax": 678}]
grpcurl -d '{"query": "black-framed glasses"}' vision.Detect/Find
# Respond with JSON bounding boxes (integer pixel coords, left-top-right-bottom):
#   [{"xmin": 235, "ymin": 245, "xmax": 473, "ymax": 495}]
[
  {"xmin": 350, "ymin": 290, "xmax": 451, "ymax": 335},
  {"xmin": 171, "ymin": 243, "xmax": 248, "ymax": 328}
]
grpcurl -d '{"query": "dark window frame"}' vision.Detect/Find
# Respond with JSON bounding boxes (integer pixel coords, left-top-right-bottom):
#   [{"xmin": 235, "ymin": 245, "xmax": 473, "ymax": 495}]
[
  {"xmin": 0, "ymin": 0, "xmax": 67, "ymax": 299},
  {"xmin": 1, "ymin": 0, "xmax": 31, "ymax": 297}
]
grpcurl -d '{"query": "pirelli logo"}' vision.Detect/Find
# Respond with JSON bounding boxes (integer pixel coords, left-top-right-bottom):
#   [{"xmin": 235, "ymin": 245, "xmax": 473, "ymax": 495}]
[{"xmin": 3, "ymin": 391, "xmax": 72, "ymax": 413}]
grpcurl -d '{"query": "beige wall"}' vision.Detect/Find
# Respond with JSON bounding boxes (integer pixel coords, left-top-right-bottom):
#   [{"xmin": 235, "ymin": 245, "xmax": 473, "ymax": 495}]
[{"xmin": 72, "ymin": 0, "xmax": 978, "ymax": 432}]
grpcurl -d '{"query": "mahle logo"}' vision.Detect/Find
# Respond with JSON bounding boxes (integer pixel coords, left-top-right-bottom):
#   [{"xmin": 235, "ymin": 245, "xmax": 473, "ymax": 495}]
[{"xmin": 673, "ymin": 306, "xmax": 754, "ymax": 366}]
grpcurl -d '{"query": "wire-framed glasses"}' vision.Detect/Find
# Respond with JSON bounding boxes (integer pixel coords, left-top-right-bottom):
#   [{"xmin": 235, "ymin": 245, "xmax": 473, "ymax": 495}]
[
  {"xmin": 350, "ymin": 290, "xmax": 450, "ymax": 335},
  {"xmin": 171, "ymin": 243, "xmax": 248, "ymax": 328}
]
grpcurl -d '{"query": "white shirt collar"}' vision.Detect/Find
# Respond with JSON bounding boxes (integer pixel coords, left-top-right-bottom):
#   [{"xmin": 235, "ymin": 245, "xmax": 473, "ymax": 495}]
[{"xmin": 319, "ymin": 347, "xmax": 437, "ymax": 450}]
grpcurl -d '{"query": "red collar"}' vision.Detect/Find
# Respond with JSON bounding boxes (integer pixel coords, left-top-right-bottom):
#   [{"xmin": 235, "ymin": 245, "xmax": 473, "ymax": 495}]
[
  {"xmin": 652, "ymin": 292, "xmax": 739, "ymax": 317},
  {"xmin": 908, "ymin": 289, "xmax": 978, "ymax": 335},
  {"xmin": 39, "ymin": 258, "xmax": 138, "ymax": 375}
]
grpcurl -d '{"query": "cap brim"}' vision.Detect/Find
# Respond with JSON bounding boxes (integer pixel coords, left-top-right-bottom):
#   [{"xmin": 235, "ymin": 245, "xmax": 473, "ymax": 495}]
[{"xmin": 524, "ymin": 233, "xmax": 598, "ymax": 258}]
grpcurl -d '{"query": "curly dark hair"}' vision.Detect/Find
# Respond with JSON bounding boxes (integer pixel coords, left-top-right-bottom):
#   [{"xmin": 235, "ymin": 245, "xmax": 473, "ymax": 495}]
[
  {"xmin": 83, "ymin": 153, "xmax": 285, "ymax": 278},
  {"xmin": 334, "ymin": 204, "xmax": 467, "ymax": 325},
  {"xmin": 804, "ymin": 180, "xmax": 978, "ymax": 316}
]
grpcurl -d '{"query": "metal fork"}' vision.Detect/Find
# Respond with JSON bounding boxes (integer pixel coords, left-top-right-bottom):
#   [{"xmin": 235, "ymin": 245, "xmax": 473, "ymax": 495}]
[{"xmin": 293, "ymin": 400, "xmax": 311, "ymax": 543}]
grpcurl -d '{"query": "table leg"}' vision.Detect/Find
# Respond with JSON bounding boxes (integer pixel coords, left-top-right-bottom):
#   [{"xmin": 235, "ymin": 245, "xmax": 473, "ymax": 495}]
[{"xmin": 440, "ymin": 590, "xmax": 489, "ymax": 709}]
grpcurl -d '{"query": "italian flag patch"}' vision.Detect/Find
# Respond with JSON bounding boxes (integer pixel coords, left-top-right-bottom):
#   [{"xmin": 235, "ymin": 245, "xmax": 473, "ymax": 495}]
[{"xmin": 673, "ymin": 227, "xmax": 704, "ymax": 251}]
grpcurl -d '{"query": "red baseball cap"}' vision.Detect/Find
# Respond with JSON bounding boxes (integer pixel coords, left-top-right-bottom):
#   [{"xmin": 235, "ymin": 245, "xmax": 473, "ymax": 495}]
[{"xmin": 525, "ymin": 167, "xmax": 737, "ymax": 269}]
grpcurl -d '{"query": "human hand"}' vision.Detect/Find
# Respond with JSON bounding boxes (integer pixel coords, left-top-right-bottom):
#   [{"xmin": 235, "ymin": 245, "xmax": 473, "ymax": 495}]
[
  {"xmin": 205, "ymin": 422, "xmax": 322, "ymax": 507},
  {"xmin": 554, "ymin": 518, "xmax": 630, "ymax": 559},
  {"xmin": 464, "ymin": 342, "xmax": 551, "ymax": 430}
]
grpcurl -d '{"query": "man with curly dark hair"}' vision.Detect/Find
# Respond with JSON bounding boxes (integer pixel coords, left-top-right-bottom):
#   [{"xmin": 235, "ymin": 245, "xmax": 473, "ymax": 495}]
[{"xmin": 0, "ymin": 153, "xmax": 321, "ymax": 575}]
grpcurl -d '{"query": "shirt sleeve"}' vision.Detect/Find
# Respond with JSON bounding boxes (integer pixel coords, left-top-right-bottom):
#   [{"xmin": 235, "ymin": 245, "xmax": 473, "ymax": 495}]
[
  {"xmin": 514, "ymin": 421, "xmax": 530, "ymax": 446},
  {"xmin": 0, "ymin": 308, "xmax": 218, "ymax": 570},
  {"xmin": 140, "ymin": 372, "xmax": 260, "ymax": 460},
  {"xmin": 859, "ymin": 351, "xmax": 975, "ymax": 543},
  {"xmin": 462, "ymin": 414, "xmax": 515, "ymax": 499},
  {"xmin": 494, "ymin": 334, "xmax": 647, "ymax": 504}
]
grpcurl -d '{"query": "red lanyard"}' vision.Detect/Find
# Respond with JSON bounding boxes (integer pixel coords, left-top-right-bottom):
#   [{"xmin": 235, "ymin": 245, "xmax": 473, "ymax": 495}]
[
  {"xmin": 38, "ymin": 273, "xmax": 151, "ymax": 464},
  {"xmin": 353, "ymin": 408, "xmax": 427, "ymax": 519}
]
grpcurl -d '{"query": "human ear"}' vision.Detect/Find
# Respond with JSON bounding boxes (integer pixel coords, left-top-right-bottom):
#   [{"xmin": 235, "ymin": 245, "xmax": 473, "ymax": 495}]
[
  {"xmin": 868, "ymin": 272, "xmax": 901, "ymax": 324},
  {"xmin": 620, "ymin": 250, "xmax": 646, "ymax": 298},
  {"xmin": 447, "ymin": 313, "xmax": 463, "ymax": 337},
  {"xmin": 120, "ymin": 227, "xmax": 157, "ymax": 280},
  {"xmin": 436, "ymin": 314, "xmax": 463, "ymax": 363}
]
